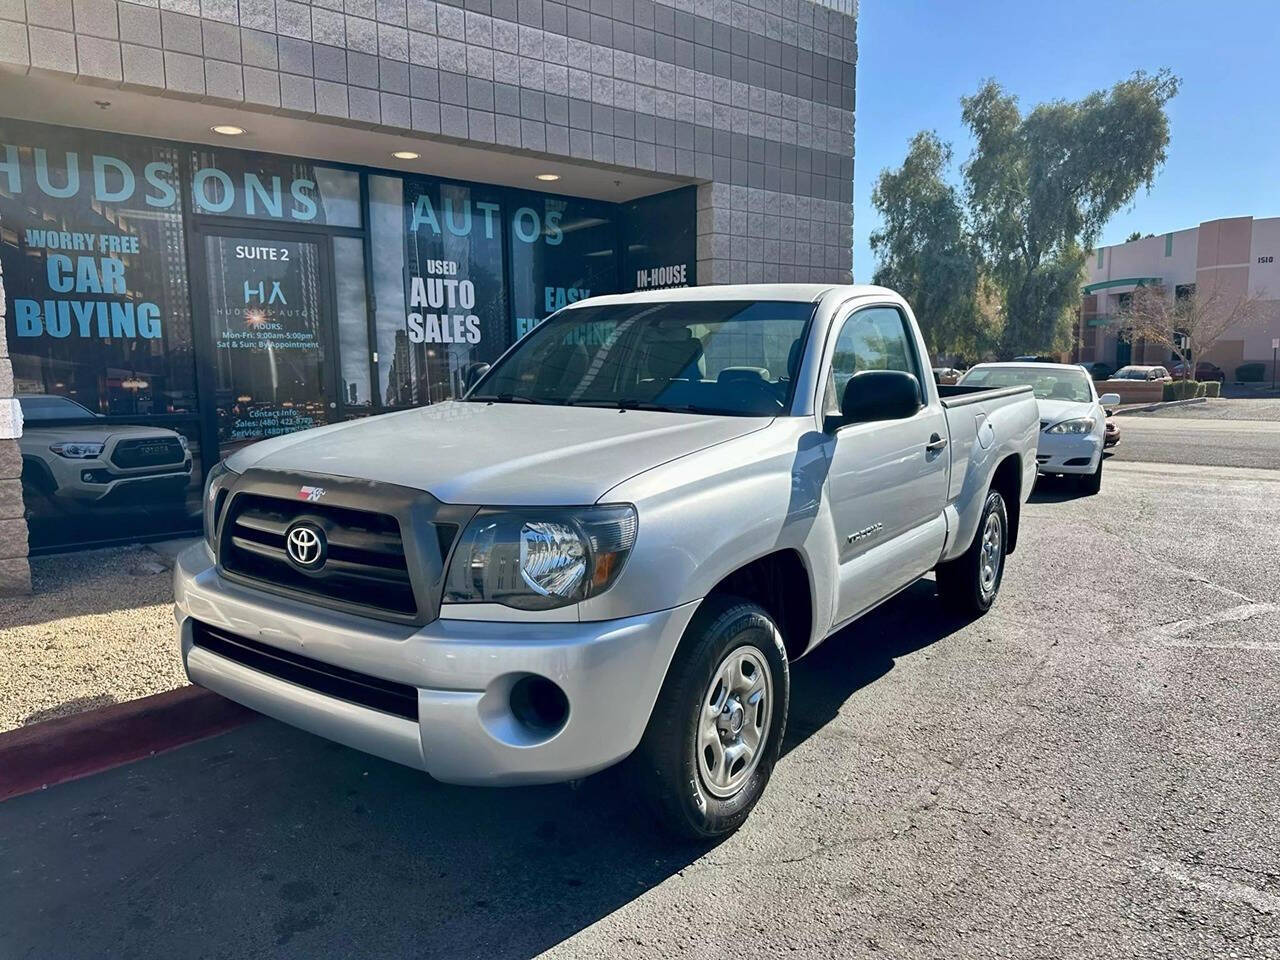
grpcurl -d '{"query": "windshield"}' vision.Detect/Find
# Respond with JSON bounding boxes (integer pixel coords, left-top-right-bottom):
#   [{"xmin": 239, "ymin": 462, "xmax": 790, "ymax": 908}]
[
  {"xmin": 1112, "ymin": 366, "xmax": 1150, "ymax": 380},
  {"xmin": 468, "ymin": 300, "xmax": 816, "ymax": 417},
  {"xmin": 959, "ymin": 366, "xmax": 1094, "ymax": 403},
  {"xmin": 17, "ymin": 395, "xmax": 99, "ymax": 420}
]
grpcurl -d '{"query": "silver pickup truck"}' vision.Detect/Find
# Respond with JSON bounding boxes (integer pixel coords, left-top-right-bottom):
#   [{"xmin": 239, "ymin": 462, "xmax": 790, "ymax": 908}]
[{"xmin": 175, "ymin": 284, "xmax": 1038, "ymax": 838}]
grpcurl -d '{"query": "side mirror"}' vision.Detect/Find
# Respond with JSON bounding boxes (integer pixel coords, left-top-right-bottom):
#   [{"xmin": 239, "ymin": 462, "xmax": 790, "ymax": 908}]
[
  {"xmin": 828, "ymin": 370, "xmax": 921, "ymax": 431},
  {"xmin": 463, "ymin": 362, "xmax": 491, "ymax": 392},
  {"xmin": 1098, "ymin": 392, "xmax": 1120, "ymax": 407}
]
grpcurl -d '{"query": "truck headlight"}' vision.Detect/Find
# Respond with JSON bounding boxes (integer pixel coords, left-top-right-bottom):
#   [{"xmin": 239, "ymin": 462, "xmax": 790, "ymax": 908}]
[
  {"xmin": 49, "ymin": 441, "xmax": 104, "ymax": 459},
  {"xmin": 444, "ymin": 505, "xmax": 638, "ymax": 610},
  {"xmin": 203, "ymin": 460, "xmax": 238, "ymax": 548},
  {"xmin": 1044, "ymin": 417, "xmax": 1095, "ymax": 435}
]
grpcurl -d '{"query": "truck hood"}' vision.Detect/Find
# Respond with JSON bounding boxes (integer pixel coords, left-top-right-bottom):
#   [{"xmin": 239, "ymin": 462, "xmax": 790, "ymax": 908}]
[{"xmin": 225, "ymin": 401, "xmax": 772, "ymax": 505}]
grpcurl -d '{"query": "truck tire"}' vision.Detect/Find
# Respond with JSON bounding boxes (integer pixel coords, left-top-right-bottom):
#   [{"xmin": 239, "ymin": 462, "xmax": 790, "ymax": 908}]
[
  {"xmin": 936, "ymin": 489, "xmax": 1008, "ymax": 616},
  {"xmin": 1079, "ymin": 454, "xmax": 1103, "ymax": 496},
  {"xmin": 628, "ymin": 596, "xmax": 789, "ymax": 840}
]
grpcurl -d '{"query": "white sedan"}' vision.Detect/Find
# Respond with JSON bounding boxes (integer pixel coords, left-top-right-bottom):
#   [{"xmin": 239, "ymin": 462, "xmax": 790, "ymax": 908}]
[{"xmin": 957, "ymin": 363, "xmax": 1120, "ymax": 495}]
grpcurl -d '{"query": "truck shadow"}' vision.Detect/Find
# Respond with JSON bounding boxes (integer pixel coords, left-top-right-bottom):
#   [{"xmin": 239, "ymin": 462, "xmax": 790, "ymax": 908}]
[
  {"xmin": 0, "ymin": 581, "xmax": 972, "ymax": 960},
  {"xmin": 784, "ymin": 578, "xmax": 976, "ymax": 754}
]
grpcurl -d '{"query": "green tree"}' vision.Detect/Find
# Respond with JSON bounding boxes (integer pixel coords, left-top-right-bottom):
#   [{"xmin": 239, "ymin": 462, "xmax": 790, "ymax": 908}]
[
  {"xmin": 870, "ymin": 70, "xmax": 1180, "ymax": 359},
  {"xmin": 869, "ymin": 132, "xmax": 989, "ymax": 358}
]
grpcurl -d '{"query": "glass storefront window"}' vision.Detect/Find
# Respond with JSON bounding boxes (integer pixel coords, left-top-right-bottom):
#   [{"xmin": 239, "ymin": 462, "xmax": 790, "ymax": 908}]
[
  {"xmin": 508, "ymin": 192, "xmax": 618, "ymax": 340},
  {"xmin": 1, "ymin": 122, "xmax": 197, "ymax": 416},
  {"xmin": 368, "ymin": 174, "xmax": 412, "ymax": 407},
  {"xmin": 187, "ymin": 148, "xmax": 361, "ymax": 227},
  {"xmin": 333, "ymin": 236, "xmax": 372, "ymax": 408},
  {"xmin": 1, "ymin": 119, "xmax": 703, "ymax": 554}
]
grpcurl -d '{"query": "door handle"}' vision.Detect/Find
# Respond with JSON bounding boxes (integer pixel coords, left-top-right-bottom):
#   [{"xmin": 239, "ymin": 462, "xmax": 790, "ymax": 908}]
[{"xmin": 925, "ymin": 433, "xmax": 948, "ymax": 452}]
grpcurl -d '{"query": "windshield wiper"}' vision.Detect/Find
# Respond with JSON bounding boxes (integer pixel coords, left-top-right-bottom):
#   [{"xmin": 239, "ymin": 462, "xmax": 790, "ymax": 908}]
[
  {"xmin": 577, "ymin": 399, "xmax": 725, "ymax": 415},
  {"xmin": 470, "ymin": 393, "xmax": 554, "ymax": 405}
]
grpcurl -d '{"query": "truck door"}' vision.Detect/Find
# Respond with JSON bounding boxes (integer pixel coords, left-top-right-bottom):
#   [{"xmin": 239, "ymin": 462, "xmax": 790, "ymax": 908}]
[{"xmin": 823, "ymin": 305, "xmax": 950, "ymax": 625}]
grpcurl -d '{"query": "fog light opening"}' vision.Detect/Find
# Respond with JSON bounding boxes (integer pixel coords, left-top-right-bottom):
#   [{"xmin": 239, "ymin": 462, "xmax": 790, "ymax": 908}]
[{"xmin": 509, "ymin": 675, "xmax": 569, "ymax": 735}]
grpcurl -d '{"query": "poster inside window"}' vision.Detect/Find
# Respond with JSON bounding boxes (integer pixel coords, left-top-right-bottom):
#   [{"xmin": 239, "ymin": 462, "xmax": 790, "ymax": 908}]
[
  {"xmin": 401, "ymin": 176, "xmax": 508, "ymax": 404},
  {"xmin": 0, "ymin": 122, "xmax": 197, "ymax": 415},
  {"xmin": 204, "ymin": 235, "xmax": 331, "ymax": 447},
  {"xmin": 621, "ymin": 186, "xmax": 698, "ymax": 292}
]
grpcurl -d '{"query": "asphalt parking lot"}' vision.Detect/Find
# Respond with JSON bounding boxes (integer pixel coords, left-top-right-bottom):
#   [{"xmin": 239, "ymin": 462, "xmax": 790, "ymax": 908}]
[{"xmin": 3, "ymin": 435, "xmax": 1279, "ymax": 958}]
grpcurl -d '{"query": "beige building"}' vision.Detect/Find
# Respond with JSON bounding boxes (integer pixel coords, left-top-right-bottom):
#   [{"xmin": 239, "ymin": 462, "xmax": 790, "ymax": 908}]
[{"xmin": 1076, "ymin": 215, "xmax": 1280, "ymax": 377}]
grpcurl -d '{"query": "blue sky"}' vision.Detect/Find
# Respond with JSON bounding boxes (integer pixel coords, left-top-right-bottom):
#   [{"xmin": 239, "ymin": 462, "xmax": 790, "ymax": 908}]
[{"xmin": 852, "ymin": 0, "xmax": 1280, "ymax": 280}]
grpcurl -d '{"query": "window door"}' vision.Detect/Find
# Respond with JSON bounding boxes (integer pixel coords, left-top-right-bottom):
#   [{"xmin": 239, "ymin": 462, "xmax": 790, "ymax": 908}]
[{"xmin": 200, "ymin": 231, "xmax": 340, "ymax": 452}]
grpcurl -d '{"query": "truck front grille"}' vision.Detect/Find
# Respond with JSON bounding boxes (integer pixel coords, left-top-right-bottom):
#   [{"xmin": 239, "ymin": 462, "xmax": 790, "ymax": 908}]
[
  {"xmin": 220, "ymin": 493, "xmax": 418, "ymax": 618},
  {"xmin": 111, "ymin": 436, "xmax": 186, "ymax": 468},
  {"xmin": 191, "ymin": 620, "xmax": 419, "ymax": 720}
]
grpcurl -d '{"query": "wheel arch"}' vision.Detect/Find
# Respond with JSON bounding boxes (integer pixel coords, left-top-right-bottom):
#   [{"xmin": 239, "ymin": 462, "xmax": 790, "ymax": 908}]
[
  {"xmin": 694, "ymin": 548, "xmax": 815, "ymax": 663},
  {"xmin": 990, "ymin": 453, "xmax": 1022, "ymax": 555},
  {"xmin": 21, "ymin": 454, "xmax": 58, "ymax": 494}
]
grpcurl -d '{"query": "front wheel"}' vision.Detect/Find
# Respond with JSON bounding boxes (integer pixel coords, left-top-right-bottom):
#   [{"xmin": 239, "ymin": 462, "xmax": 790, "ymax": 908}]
[
  {"xmin": 936, "ymin": 489, "xmax": 1008, "ymax": 615},
  {"xmin": 628, "ymin": 597, "xmax": 789, "ymax": 840},
  {"xmin": 1079, "ymin": 454, "xmax": 1103, "ymax": 495}
]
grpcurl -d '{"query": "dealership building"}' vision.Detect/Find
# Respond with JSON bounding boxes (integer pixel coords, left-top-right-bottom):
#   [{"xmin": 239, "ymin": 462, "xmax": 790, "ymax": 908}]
[
  {"xmin": 0, "ymin": 0, "xmax": 858, "ymax": 585},
  {"xmin": 1076, "ymin": 215, "xmax": 1280, "ymax": 374}
]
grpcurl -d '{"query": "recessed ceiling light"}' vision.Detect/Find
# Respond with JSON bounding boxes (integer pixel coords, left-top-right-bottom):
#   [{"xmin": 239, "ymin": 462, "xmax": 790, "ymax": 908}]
[
  {"xmin": 211, "ymin": 124, "xmax": 245, "ymax": 136},
  {"xmin": 536, "ymin": 173, "xmax": 561, "ymax": 182},
  {"xmin": 392, "ymin": 150, "xmax": 420, "ymax": 160}
]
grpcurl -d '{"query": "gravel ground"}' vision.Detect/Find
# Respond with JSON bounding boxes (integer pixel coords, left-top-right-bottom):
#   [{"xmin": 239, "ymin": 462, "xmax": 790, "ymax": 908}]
[{"xmin": 0, "ymin": 542, "xmax": 191, "ymax": 732}]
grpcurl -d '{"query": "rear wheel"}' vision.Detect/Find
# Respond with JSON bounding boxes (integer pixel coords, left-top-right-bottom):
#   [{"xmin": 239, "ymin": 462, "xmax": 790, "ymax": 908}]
[
  {"xmin": 629, "ymin": 597, "xmax": 789, "ymax": 840},
  {"xmin": 1079, "ymin": 454, "xmax": 1103, "ymax": 496},
  {"xmin": 936, "ymin": 489, "xmax": 1008, "ymax": 615}
]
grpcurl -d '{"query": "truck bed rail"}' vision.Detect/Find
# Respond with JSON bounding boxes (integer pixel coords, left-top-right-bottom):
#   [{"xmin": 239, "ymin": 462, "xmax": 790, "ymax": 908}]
[{"xmin": 937, "ymin": 384, "xmax": 1035, "ymax": 408}]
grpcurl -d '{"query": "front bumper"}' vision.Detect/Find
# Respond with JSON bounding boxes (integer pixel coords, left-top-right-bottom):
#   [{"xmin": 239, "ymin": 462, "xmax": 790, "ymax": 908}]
[
  {"xmin": 174, "ymin": 541, "xmax": 697, "ymax": 786},
  {"xmin": 1036, "ymin": 432, "xmax": 1102, "ymax": 474},
  {"xmin": 52, "ymin": 459, "xmax": 192, "ymax": 504}
]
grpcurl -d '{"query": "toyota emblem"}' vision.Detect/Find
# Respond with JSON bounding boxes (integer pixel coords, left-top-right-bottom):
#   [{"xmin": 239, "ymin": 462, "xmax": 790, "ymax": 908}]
[{"xmin": 285, "ymin": 522, "xmax": 326, "ymax": 570}]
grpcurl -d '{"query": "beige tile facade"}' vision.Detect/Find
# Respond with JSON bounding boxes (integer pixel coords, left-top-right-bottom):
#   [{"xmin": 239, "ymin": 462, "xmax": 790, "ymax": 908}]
[{"xmin": 1078, "ymin": 215, "xmax": 1280, "ymax": 378}]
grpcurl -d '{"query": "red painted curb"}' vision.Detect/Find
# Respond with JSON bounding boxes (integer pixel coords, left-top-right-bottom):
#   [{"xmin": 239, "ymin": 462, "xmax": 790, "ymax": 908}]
[{"xmin": 0, "ymin": 686, "xmax": 256, "ymax": 802}]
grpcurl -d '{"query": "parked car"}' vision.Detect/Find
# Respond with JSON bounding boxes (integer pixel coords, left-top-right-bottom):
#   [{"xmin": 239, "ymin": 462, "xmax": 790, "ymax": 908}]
[
  {"xmin": 932, "ymin": 366, "xmax": 961, "ymax": 385},
  {"xmin": 1110, "ymin": 365, "xmax": 1171, "ymax": 382},
  {"xmin": 1086, "ymin": 362, "xmax": 1115, "ymax": 381},
  {"xmin": 175, "ymin": 284, "xmax": 1040, "ymax": 839},
  {"xmin": 958, "ymin": 362, "xmax": 1119, "ymax": 494},
  {"xmin": 1170, "ymin": 361, "xmax": 1225, "ymax": 383},
  {"xmin": 17, "ymin": 394, "xmax": 193, "ymax": 515}
]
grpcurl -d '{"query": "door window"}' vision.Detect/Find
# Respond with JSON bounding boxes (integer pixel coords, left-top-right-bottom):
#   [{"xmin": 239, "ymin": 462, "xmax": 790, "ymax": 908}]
[{"xmin": 824, "ymin": 306, "xmax": 922, "ymax": 414}]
